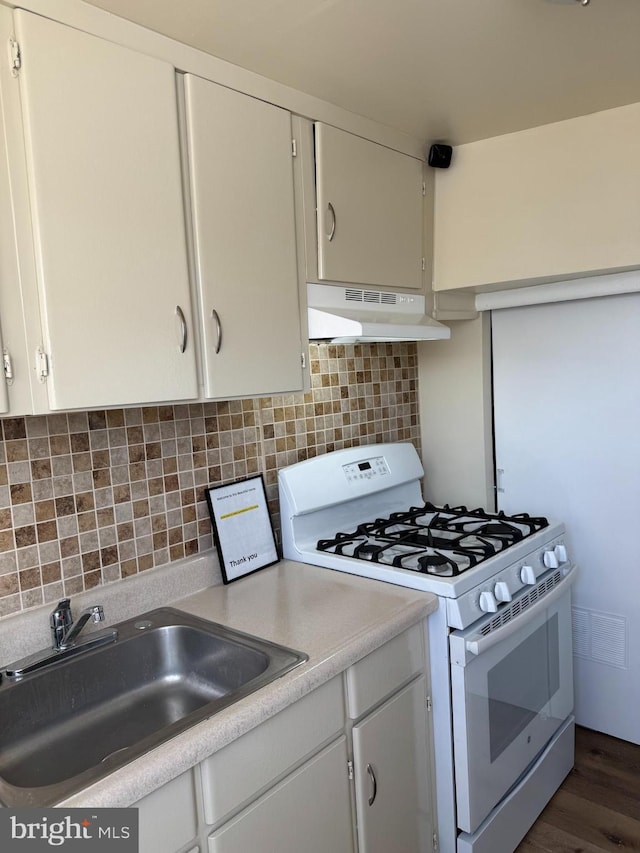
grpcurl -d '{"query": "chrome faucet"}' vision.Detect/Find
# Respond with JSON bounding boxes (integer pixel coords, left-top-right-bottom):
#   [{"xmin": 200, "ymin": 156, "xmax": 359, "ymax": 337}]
[
  {"xmin": 3, "ymin": 598, "xmax": 117, "ymax": 680},
  {"xmin": 50, "ymin": 598, "xmax": 106, "ymax": 651}
]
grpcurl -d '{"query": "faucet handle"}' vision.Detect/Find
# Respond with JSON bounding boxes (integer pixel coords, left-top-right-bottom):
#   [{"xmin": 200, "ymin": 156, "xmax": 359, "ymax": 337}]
[
  {"xmin": 50, "ymin": 598, "xmax": 72, "ymax": 624},
  {"xmin": 50, "ymin": 598, "xmax": 73, "ymax": 649}
]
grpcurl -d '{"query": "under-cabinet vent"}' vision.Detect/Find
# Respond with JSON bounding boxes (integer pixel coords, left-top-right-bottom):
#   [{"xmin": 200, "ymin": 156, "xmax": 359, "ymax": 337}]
[
  {"xmin": 480, "ymin": 571, "xmax": 563, "ymax": 637},
  {"xmin": 572, "ymin": 606, "xmax": 627, "ymax": 669},
  {"xmin": 306, "ymin": 281, "xmax": 450, "ymax": 341},
  {"xmin": 345, "ymin": 288, "xmax": 398, "ymax": 306}
]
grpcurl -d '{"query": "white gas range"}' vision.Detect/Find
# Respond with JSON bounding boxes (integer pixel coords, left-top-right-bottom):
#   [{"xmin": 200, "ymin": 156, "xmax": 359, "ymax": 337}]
[{"xmin": 279, "ymin": 442, "xmax": 577, "ymax": 853}]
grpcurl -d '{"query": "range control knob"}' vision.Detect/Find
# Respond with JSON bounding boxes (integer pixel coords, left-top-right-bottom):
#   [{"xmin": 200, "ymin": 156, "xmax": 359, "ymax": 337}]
[
  {"xmin": 494, "ymin": 581, "xmax": 512, "ymax": 603},
  {"xmin": 520, "ymin": 564, "xmax": 538, "ymax": 585},
  {"xmin": 543, "ymin": 550, "xmax": 559, "ymax": 569},
  {"xmin": 479, "ymin": 591, "xmax": 498, "ymax": 613},
  {"xmin": 554, "ymin": 544, "xmax": 568, "ymax": 564}
]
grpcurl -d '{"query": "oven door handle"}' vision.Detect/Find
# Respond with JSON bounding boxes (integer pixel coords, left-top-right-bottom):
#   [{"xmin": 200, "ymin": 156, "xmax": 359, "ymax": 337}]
[{"xmin": 464, "ymin": 567, "xmax": 577, "ymax": 658}]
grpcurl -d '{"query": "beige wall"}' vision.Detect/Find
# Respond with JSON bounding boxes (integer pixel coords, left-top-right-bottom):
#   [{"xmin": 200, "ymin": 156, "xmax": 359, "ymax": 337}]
[
  {"xmin": 417, "ymin": 315, "xmax": 494, "ymax": 509},
  {"xmin": 434, "ymin": 102, "xmax": 640, "ymax": 291}
]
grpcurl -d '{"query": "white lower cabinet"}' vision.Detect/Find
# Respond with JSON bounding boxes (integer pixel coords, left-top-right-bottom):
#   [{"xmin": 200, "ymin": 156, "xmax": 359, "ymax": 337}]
[
  {"xmin": 134, "ymin": 624, "xmax": 434, "ymax": 853},
  {"xmin": 208, "ymin": 737, "xmax": 354, "ymax": 853},
  {"xmin": 346, "ymin": 621, "xmax": 436, "ymax": 853},
  {"xmin": 136, "ymin": 769, "xmax": 198, "ymax": 853},
  {"xmin": 199, "ymin": 675, "xmax": 345, "ymax": 826},
  {"xmin": 352, "ymin": 676, "xmax": 432, "ymax": 853}
]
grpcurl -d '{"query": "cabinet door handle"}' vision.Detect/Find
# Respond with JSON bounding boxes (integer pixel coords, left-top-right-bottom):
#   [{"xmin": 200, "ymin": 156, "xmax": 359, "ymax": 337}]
[
  {"xmin": 366, "ymin": 763, "xmax": 377, "ymax": 806},
  {"xmin": 3, "ymin": 349, "xmax": 14, "ymax": 382},
  {"xmin": 176, "ymin": 305, "xmax": 188, "ymax": 354},
  {"xmin": 327, "ymin": 202, "xmax": 336, "ymax": 242},
  {"xmin": 211, "ymin": 309, "xmax": 222, "ymax": 354}
]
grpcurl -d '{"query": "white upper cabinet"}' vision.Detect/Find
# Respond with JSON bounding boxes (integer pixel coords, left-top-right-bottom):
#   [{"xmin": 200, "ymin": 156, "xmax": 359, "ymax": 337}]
[
  {"xmin": 0, "ymin": 10, "xmax": 37, "ymax": 418},
  {"xmin": 433, "ymin": 103, "xmax": 640, "ymax": 293},
  {"xmin": 183, "ymin": 75, "xmax": 304, "ymax": 399},
  {"xmin": 314, "ymin": 123, "xmax": 424, "ymax": 291},
  {"xmin": 14, "ymin": 10, "xmax": 198, "ymax": 410},
  {"xmin": 0, "ymin": 121, "xmax": 13, "ymax": 414},
  {"xmin": 0, "ymin": 328, "xmax": 8, "ymax": 414}
]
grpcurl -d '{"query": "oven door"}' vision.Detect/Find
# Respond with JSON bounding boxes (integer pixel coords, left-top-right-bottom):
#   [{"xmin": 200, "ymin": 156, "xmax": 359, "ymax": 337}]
[{"xmin": 449, "ymin": 569, "xmax": 575, "ymax": 835}]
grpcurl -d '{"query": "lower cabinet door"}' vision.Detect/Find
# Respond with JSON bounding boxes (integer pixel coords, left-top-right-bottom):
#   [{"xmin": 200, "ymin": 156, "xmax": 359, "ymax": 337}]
[
  {"xmin": 208, "ymin": 736, "xmax": 354, "ymax": 853},
  {"xmin": 352, "ymin": 675, "xmax": 433, "ymax": 853},
  {"xmin": 136, "ymin": 769, "xmax": 198, "ymax": 853}
]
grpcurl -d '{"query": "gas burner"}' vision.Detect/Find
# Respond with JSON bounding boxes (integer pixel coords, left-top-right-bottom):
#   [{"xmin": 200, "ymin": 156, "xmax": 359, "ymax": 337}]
[{"xmin": 317, "ymin": 503, "xmax": 548, "ymax": 576}]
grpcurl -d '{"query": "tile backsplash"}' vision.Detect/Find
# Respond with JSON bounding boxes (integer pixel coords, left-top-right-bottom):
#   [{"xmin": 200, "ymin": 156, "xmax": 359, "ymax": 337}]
[{"xmin": 0, "ymin": 342, "xmax": 420, "ymax": 617}]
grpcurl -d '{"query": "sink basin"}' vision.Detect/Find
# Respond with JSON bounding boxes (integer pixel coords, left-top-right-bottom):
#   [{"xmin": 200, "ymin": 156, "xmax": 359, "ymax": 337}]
[{"xmin": 0, "ymin": 607, "xmax": 307, "ymax": 806}]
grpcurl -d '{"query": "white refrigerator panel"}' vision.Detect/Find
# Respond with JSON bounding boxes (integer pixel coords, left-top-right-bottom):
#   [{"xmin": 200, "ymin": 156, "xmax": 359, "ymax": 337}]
[{"xmin": 492, "ymin": 291, "xmax": 640, "ymax": 744}]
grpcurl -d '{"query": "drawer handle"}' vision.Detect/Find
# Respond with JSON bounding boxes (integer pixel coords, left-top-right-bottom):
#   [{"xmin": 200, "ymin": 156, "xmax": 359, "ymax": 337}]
[
  {"xmin": 211, "ymin": 308, "xmax": 222, "ymax": 354},
  {"xmin": 176, "ymin": 305, "xmax": 188, "ymax": 354},
  {"xmin": 327, "ymin": 202, "xmax": 336, "ymax": 242},
  {"xmin": 367, "ymin": 763, "xmax": 377, "ymax": 806}
]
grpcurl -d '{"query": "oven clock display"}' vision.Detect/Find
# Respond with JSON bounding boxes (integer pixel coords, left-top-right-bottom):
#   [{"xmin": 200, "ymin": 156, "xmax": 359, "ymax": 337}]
[{"xmin": 342, "ymin": 456, "xmax": 390, "ymax": 482}]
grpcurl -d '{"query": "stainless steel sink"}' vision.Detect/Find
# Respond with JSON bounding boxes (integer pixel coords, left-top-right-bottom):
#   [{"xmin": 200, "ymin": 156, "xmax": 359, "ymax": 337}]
[{"xmin": 0, "ymin": 607, "xmax": 307, "ymax": 806}]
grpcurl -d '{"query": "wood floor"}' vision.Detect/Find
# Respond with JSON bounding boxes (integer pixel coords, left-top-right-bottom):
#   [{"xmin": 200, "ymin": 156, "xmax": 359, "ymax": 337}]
[{"xmin": 516, "ymin": 726, "xmax": 640, "ymax": 852}]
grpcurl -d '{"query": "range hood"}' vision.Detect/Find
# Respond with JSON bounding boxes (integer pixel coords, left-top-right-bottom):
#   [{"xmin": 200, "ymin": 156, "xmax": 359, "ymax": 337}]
[{"xmin": 307, "ymin": 283, "xmax": 450, "ymax": 343}]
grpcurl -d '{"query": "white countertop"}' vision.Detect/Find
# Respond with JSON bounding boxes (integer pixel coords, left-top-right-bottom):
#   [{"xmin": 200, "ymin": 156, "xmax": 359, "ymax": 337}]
[{"xmin": 53, "ymin": 560, "xmax": 437, "ymax": 808}]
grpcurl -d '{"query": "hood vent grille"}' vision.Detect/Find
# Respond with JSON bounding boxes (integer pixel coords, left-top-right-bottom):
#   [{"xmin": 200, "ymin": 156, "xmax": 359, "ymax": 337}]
[
  {"xmin": 345, "ymin": 288, "xmax": 398, "ymax": 305},
  {"xmin": 306, "ymin": 282, "xmax": 450, "ymax": 342}
]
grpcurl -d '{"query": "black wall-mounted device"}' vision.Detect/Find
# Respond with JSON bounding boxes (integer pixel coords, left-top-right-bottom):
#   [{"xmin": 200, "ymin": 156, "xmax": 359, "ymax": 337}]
[{"xmin": 428, "ymin": 143, "xmax": 453, "ymax": 169}]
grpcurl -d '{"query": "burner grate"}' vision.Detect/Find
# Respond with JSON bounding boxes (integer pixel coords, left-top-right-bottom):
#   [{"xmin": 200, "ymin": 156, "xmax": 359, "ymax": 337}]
[{"xmin": 317, "ymin": 503, "xmax": 548, "ymax": 576}]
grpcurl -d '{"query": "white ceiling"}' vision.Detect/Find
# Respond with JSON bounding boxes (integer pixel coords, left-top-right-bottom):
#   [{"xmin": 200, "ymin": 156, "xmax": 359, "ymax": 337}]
[{"xmin": 83, "ymin": 0, "xmax": 640, "ymax": 145}]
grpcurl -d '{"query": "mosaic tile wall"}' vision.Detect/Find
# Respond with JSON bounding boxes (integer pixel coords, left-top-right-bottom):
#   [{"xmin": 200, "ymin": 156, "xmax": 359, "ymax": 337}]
[{"xmin": 0, "ymin": 342, "xmax": 420, "ymax": 617}]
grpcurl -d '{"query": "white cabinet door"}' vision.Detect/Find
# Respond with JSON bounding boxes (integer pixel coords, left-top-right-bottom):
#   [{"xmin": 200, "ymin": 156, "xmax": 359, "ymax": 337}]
[
  {"xmin": 136, "ymin": 770, "xmax": 198, "ymax": 853},
  {"xmin": 315, "ymin": 123, "xmax": 424, "ymax": 291},
  {"xmin": 0, "ymin": 13, "xmax": 34, "ymax": 417},
  {"xmin": 0, "ymin": 327, "xmax": 8, "ymax": 414},
  {"xmin": 183, "ymin": 75, "xmax": 303, "ymax": 400},
  {"xmin": 208, "ymin": 737, "xmax": 354, "ymax": 853},
  {"xmin": 0, "ymin": 89, "xmax": 11, "ymax": 414},
  {"xmin": 200, "ymin": 675, "xmax": 344, "ymax": 826},
  {"xmin": 352, "ymin": 675, "xmax": 434, "ymax": 853},
  {"xmin": 14, "ymin": 10, "xmax": 198, "ymax": 410}
]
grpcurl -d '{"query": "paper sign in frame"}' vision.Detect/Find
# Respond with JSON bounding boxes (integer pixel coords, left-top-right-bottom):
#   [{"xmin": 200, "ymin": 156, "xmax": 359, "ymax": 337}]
[{"xmin": 205, "ymin": 474, "xmax": 279, "ymax": 584}]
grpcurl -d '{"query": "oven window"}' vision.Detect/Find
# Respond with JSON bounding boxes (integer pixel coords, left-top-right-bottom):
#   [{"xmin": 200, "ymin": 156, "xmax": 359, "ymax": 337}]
[{"xmin": 487, "ymin": 615, "xmax": 560, "ymax": 762}]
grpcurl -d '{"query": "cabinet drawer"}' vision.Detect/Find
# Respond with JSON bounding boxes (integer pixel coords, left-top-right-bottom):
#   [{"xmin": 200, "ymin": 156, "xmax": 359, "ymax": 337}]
[
  {"xmin": 200, "ymin": 675, "xmax": 345, "ymax": 826},
  {"xmin": 346, "ymin": 622, "xmax": 425, "ymax": 719},
  {"xmin": 207, "ymin": 737, "xmax": 354, "ymax": 853}
]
